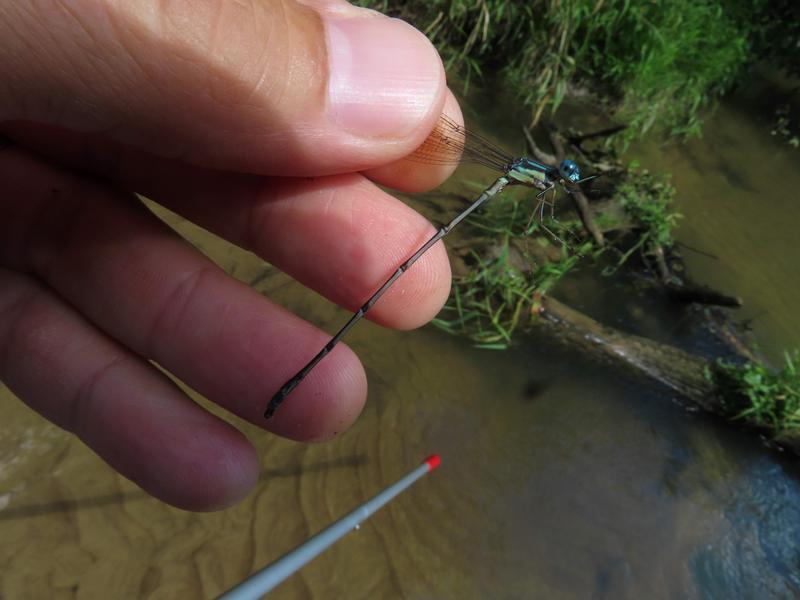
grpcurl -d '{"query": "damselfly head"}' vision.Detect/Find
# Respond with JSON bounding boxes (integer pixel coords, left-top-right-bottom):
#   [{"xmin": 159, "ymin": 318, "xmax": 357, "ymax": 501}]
[{"xmin": 558, "ymin": 160, "xmax": 581, "ymax": 183}]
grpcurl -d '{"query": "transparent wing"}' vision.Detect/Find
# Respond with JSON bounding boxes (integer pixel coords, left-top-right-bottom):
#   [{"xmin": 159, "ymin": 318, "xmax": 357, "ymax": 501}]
[{"xmin": 406, "ymin": 114, "xmax": 513, "ymax": 173}]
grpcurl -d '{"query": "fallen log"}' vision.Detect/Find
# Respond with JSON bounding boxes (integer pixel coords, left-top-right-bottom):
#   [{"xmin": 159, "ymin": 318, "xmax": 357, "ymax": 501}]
[
  {"xmin": 530, "ymin": 294, "xmax": 717, "ymax": 408},
  {"xmin": 527, "ymin": 294, "xmax": 800, "ymax": 455}
]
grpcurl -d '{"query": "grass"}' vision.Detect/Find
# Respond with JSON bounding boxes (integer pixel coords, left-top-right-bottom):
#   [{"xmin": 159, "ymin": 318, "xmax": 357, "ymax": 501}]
[
  {"xmin": 605, "ymin": 167, "xmax": 682, "ymax": 272},
  {"xmin": 427, "ymin": 159, "xmax": 680, "ymax": 346},
  {"xmin": 431, "ymin": 185, "xmax": 598, "ymax": 346},
  {"xmin": 353, "ymin": 0, "xmax": 782, "ymax": 142},
  {"xmin": 707, "ymin": 352, "xmax": 800, "ymax": 439},
  {"xmin": 432, "ymin": 245, "xmax": 539, "ymax": 348},
  {"xmin": 432, "ymin": 240, "xmax": 589, "ymax": 348},
  {"xmin": 575, "ymin": 1, "xmax": 750, "ymax": 139}
]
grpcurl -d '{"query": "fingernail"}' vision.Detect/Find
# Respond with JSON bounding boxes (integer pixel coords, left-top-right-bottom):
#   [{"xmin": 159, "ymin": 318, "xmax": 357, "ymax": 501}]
[{"xmin": 327, "ymin": 15, "xmax": 443, "ymax": 138}]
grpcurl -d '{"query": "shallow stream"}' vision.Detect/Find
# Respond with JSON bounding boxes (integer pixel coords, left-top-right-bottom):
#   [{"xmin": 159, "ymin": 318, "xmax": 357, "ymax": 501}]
[{"xmin": 1, "ymin": 75, "xmax": 799, "ymax": 598}]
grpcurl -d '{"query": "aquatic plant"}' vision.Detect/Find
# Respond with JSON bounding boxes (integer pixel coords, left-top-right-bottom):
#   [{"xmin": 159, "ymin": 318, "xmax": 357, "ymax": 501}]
[
  {"xmin": 610, "ymin": 167, "xmax": 682, "ymax": 267},
  {"xmin": 708, "ymin": 352, "xmax": 800, "ymax": 439},
  {"xmin": 432, "ymin": 185, "xmax": 597, "ymax": 347},
  {"xmin": 432, "ymin": 242, "xmax": 589, "ymax": 348}
]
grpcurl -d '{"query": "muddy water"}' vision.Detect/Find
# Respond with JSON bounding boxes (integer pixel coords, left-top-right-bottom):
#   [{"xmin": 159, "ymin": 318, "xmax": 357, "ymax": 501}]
[
  {"xmin": 2, "ymin": 82, "xmax": 800, "ymax": 598},
  {"xmin": 628, "ymin": 84, "xmax": 800, "ymax": 362}
]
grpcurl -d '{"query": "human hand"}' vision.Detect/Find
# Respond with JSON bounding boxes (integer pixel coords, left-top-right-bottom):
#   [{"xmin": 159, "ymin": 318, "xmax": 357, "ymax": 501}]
[{"xmin": 0, "ymin": 0, "xmax": 460, "ymax": 510}]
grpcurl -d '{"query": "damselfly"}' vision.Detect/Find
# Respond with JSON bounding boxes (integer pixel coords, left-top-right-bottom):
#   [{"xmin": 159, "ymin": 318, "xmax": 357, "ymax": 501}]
[{"xmin": 264, "ymin": 114, "xmax": 598, "ymax": 418}]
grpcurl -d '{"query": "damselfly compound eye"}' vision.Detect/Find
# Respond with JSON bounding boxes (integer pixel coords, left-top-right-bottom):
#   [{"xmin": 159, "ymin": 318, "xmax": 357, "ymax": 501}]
[{"xmin": 559, "ymin": 160, "xmax": 581, "ymax": 183}]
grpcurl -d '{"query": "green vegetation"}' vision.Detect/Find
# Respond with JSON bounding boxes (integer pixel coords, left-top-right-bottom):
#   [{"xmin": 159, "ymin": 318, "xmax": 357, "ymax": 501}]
[
  {"xmin": 432, "ymin": 186, "xmax": 597, "ymax": 347},
  {"xmin": 708, "ymin": 352, "xmax": 800, "ymax": 439},
  {"xmin": 430, "ymin": 165, "xmax": 681, "ymax": 345},
  {"xmin": 577, "ymin": 2, "xmax": 748, "ymax": 138},
  {"xmin": 432, "ymin": 241, "xmax": 589, "ymax": 348},
  {"xmin": 354, "ymin": 0, "xmax": 797, "ymax": 141},
  {"xmin": 432, "ymin": 245, "xmax": 538, "ymax": 349},
  {"xmin": 608, "ymin": 167, "xmax": 682, "ymax": 270},
  {"xmin": 358, "ymin": 1, "xmax": 800, "ymax": 446}
]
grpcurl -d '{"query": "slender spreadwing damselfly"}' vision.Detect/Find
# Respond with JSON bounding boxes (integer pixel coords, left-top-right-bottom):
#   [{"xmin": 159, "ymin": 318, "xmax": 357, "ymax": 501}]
[{"xmin": 264, "ymin": 114, "xmax": 598, "ymax": 418}]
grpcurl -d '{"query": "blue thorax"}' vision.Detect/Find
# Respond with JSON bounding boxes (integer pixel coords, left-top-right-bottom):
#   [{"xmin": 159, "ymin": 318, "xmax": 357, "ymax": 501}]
[{"xmin": 507, "ymin": 157, "xmax": 582, "ymax": 187}]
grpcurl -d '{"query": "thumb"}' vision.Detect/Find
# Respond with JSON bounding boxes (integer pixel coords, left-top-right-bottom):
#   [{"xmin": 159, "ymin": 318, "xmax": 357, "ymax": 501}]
[{"xmin": 0, "ymin": 0, "xmax": 445, "ymax": 175}]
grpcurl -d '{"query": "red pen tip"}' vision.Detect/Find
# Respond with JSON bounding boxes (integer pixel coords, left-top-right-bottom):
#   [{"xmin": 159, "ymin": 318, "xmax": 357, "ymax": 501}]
[{"xmin": 424, "ymin": 454, "xmax": 441, "ymax": 471}]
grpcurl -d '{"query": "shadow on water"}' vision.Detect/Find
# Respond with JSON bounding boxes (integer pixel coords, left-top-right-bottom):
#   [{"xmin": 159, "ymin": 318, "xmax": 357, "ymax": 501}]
[{"xmin": 0, "ymin": 455, "xmax": 367, "ymax": 521}]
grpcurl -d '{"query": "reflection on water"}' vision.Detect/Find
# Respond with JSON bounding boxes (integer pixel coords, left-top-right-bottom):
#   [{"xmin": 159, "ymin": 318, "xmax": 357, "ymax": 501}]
[{"xmin": 2, "ymin": 78, "xmax": 800, "ymax": 598}]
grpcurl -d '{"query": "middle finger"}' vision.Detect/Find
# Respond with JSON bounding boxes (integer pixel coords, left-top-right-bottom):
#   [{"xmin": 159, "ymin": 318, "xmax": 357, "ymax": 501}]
[{"xmin": 0, "ymin": 147, "xmax": 381, "ymax": 439}]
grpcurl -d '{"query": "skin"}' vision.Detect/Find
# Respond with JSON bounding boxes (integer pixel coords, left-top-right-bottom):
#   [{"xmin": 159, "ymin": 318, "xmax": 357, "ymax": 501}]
[{"xmin": 0, "ymin": 0, "xmax": 460, "ymax": 511}]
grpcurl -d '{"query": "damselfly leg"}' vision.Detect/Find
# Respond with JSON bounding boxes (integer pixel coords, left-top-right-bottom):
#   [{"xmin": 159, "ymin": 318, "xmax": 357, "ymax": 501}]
[{"xmin": 525, "ymin": 183, "xmax": 563, "ymax": 242}]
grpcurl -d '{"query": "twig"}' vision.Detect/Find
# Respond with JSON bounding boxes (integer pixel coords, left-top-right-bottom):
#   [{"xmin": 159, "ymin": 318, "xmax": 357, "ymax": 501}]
[
  {"xmin": 568, "ymin": 124, "xmax": 628, "ymax": 145},
  {"xmin": 547, "ymin": 129, "xmax": 567, "ymax": 162},
  {"xmin": 568, "ymin": 188, "xmax": 605, "ymax": 247},
  {"xmin": 521, "ymin": 126, "xmax": 557, "ymax": 164},
  {"xmin": 523, "ymin": 124, "xmax": 604, "ymax": 246},
  {"xmin": 664, "ymin": 281, "xmax": 743, "ymax": 308},
  {"xmin": 675, "ymin": 241, "xmax": 720, "ymax": 261}
]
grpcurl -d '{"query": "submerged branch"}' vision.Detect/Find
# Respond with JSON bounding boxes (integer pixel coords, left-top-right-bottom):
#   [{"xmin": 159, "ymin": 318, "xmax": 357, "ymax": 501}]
[
  {"xmin": 664, "ymin": 281, "xmax": 744, "ymax": 308},
  {"xmin": 568, "ymin": 124, "xmax": 629, "ymax": 145}
]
